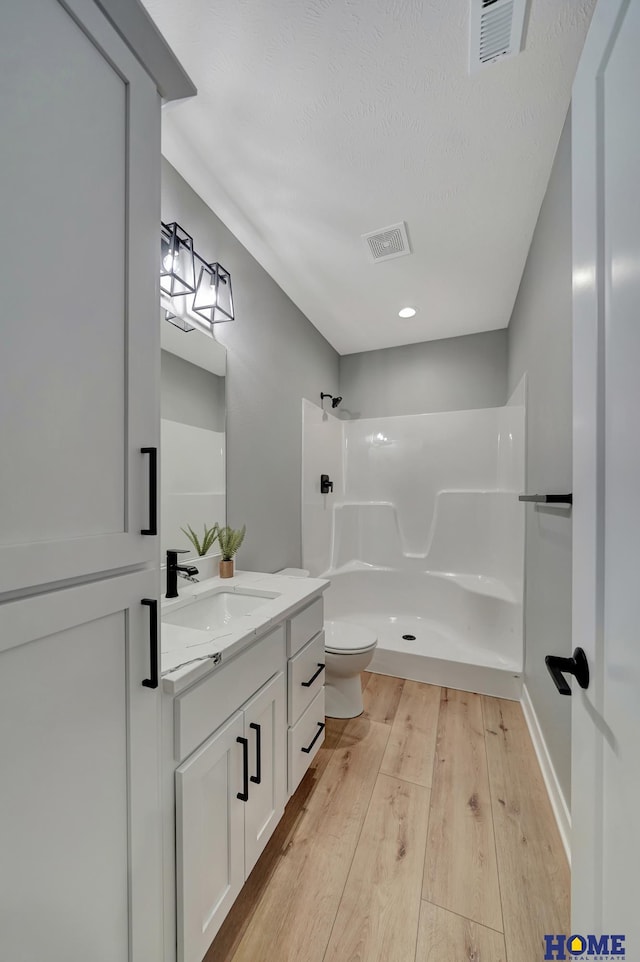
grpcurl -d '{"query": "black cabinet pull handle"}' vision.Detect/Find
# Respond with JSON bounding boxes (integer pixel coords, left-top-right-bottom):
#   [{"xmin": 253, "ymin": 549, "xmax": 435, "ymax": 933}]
[
  {"xmin": 301, "ymin": 721, "xmax": 325, "ymax": 754},
  {"xmin": 545, "ymin": 647, "xmax": 589, "ymax": 696},
  {"xmin": 249, "ymin": 723, "xmax": 262, "ymax": 785},
  {"xmin": 141, "ymin": 447, "xmax": 158, "ymax": 535},
  {"xmin": 237, "ymin": 736, "xmax": 249, "ymax": 801},
  {"xmin": 141, "ymin": 598, "xmax": 158, "ymax": 689},
  {"xmin": 301, "ymin": 663, "xmax": 325, "ymax": 688}
]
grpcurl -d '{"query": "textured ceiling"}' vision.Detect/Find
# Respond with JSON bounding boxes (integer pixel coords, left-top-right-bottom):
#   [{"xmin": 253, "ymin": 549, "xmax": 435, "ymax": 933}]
[{"xmin": 143, "ymin": 0, "xmax": 595, "ymax": 355}]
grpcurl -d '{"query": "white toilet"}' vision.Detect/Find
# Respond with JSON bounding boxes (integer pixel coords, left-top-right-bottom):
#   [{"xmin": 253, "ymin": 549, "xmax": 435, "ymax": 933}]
[
  {"xmin": 324, "ymin": 619, "xmax": 377, "ymax": 718},
  {"xmin": 277, "ymin": 569, "xmax": 378, "ymax": 718}
]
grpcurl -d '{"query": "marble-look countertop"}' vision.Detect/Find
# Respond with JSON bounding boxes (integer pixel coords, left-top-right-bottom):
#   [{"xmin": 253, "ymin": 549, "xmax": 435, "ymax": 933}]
[{"xmin": 161, "ymin": 571, "xmax": 329, "ymax": 695}]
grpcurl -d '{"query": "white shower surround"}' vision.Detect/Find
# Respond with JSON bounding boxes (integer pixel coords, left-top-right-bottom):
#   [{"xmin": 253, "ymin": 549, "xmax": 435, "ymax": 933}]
[{"xmin": 302, "ymin": 395, "xmax": 525, "ymax": 699}]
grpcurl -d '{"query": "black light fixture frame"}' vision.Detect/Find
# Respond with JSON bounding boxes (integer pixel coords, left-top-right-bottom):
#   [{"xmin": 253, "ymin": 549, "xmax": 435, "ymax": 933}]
[
  {"xmin": 161, "ymin": 222, "xmax": 235, "ymax": 332},
  {"xmin": 192, "ymin": 256, "xmax": 235, "ymax": 325},
  {"xmin": 160, "ymin": 221, "xmax": 196, "ymax": 299}
]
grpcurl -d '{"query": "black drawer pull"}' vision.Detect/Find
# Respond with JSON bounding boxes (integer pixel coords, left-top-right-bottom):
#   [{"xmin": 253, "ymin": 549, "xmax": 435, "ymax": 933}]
[
  {"xmin": 237, "ymin": 736, "xmax": 249, "ymax": 801},
  {"xmin": 141, "ymin": 598, "xmax": 158, "ymax": 689},
  {"xmin": 301, "ymin": 663, "xmax": 325, "ymax": 688},
  {"xmin": 545, "ymin": 647, "xmax": 589, "ymax": 696},
  {"xmin": 141, "ymin": 447, "xmax": 158, "ymax": 535},
  {"xmin": 301, "ymin": 721, "xmax": 325, "ymax": 754},
  {"xmin": 250, "ymin": 722, "xmax": 262, "ymax": 785}
]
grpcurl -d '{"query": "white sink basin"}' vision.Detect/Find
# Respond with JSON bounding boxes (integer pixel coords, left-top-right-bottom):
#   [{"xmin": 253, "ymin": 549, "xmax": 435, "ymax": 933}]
[{"xmin": 162, "ymin": 588, "xmax": 280, "ymax": 632}]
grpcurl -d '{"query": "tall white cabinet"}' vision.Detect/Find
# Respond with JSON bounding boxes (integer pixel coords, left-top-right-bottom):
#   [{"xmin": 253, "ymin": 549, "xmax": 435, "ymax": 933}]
[{"xmin": 0, "ymin": 1, "xmax": 193, "ymax": 959}]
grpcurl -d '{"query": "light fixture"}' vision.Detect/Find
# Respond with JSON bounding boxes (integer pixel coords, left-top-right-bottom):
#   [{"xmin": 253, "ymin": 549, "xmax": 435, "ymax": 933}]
[
  {"xmin": 398, "ymin": 307, "xmax": 416, "ymax": 318},
  {"xmin": 192, "ymin": 256, "xmax": 234, "ymax": 324},
  {"xmin": 160, "ymin": 222, "xmax": 196, "ymax": 298},
  {"xmin": 160, "ymin": 221, "xmax": 234, "ymax": 335}
]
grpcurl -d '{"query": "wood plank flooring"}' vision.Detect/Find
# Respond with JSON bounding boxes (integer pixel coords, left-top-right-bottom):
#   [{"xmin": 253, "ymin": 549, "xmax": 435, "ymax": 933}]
[
  {"xmin": 422, "ymin": 687, "xmax": 503, "ymax": 932},
  {"xmin": 206, "ymin": 673, "xmax": 569, "ymax": 962}
]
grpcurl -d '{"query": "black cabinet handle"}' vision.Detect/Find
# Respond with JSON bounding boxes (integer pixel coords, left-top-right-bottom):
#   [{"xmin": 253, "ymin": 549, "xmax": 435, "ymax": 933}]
[
  {"xmin": 237, "ymin": 736, "xmax": 249, "ymax": 801},
  {"xmin": 141, "ymin": 447, "xmax": 158, "ymax": 535},
  {"xmin": 249, "ymin": 723, "xmax": 262, "ymax": 785},
  {"xmin": 301, "ymin": 663, "xmax": 325, "ymax": 688},
  {"xmin": 301, "ymin": 721, "xmax": 325, "ymax": 754},
  {"xmin": 545, "ymin": 647, "xmax": 589, "ymax": 696},
  {"xmin": 141, "ymin": 598, "xmax": 158, "ymax": 689}
]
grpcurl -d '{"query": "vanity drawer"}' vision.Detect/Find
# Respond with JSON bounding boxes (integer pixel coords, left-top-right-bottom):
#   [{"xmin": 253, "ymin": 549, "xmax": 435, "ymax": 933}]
[
  {"xmin": 288, "ymin": 688, "xmax": 325, "ymax": 796},
  {"xmin": 287, "ymin": 596, "xmax": 324, "ymax": 657},
  {"xmin": 174, "ymin": 625, "xmax": 285, "ymax": 762},
  {"xmin": 288, "ymin": 630, "xmax": 325, "ymax": 725}
]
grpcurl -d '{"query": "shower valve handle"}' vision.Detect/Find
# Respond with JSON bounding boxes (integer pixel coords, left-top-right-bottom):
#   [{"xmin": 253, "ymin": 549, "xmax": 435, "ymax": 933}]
[{"xmin": 320, "ymin": 474, "xmax": 334, "ymax": 494}]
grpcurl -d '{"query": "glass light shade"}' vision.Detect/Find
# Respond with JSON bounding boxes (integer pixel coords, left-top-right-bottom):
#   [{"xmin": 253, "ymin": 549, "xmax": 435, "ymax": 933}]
[
  {"xmin": 160, "ymin": 221, "xmax": 196, "ymax": 298},
  {"xmin": 192, "ymin": 259, "xmax": 234, "ymax": 324}
]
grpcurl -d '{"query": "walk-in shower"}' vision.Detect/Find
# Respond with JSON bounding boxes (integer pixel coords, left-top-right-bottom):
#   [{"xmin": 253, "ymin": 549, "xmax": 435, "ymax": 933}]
[{"xmin": 302, "ymin": 389, "xmax": 526, "ymax": 698}]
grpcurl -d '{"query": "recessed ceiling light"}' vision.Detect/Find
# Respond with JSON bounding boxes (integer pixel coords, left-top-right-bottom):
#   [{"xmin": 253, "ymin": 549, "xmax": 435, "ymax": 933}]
[{"xmin": 398, "ymin": 307, "xmax": 416, "ymax": 318}]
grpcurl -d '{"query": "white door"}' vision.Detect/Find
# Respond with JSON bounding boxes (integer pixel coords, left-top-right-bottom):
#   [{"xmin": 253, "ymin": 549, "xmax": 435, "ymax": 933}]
[
  {"xmin": 175, "ymin": 710, "xmax": 245, "ymax": 962},
  {"xmin": 572, "ymin": 0, "xmax": 640, "ymax": 952},
  {"xmin": 0, "ymin": 0, "xmax": 160, "ymax": 595},
  {"xmin": 0, "ymin": 568, "xmax": 162, "ymax": 962},
  {"xmin": 243, "ymin": 671, "xmax": 286, "ymax": 875}
]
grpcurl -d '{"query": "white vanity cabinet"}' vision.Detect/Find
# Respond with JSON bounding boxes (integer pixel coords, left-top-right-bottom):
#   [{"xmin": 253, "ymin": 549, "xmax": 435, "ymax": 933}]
[
  {"xmin": 170, "ymin": 629, "xmax": 287, "ymax": 962},
  {"xmin": 286, "ymin": 598, "xmax": 326, "ymax": 796},
  {"xmin": 163, "ymin": 584, "xmax": 327, "ymax": 962}
]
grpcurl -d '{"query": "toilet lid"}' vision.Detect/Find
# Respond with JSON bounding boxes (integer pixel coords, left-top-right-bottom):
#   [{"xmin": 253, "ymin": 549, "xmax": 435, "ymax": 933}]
[{"xmin": 324, "ymin": 620, "xmax": 377, "ymax": 654}]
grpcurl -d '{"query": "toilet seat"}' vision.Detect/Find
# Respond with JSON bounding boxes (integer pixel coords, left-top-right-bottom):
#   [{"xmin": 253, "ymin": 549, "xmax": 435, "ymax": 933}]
[{"xmin": 324, "ymin": 620, "xmax": 377, "ymax": 655}]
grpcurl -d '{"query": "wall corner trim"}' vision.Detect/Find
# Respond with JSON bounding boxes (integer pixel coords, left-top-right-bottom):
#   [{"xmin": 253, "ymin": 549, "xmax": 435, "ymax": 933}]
[{"xmin": 521, "ymin": 684, "xmax": 571, "ymax": 865}]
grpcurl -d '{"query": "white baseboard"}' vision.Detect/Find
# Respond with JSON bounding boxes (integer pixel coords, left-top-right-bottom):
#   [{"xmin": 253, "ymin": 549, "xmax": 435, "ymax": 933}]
[{"xmin": 521, "ymin": 684, "xmax": 571, "ymax": 865}]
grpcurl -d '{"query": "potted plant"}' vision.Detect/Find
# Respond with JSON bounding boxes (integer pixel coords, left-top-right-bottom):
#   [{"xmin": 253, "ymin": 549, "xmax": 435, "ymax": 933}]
[
  {"xmin": 180, "ymin": 522, "xmax": 220, "ymax": 580},
  {"xmin": 217, "ymin": 524, "xmax": 246, "ymax": 579},
  {"xmin": 181, "ymin": 522, "xmax": 219, "ymax": 557}
]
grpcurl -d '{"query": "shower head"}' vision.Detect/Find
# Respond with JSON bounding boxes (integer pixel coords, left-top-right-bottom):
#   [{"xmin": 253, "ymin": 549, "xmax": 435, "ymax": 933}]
[{"xmin": 320, "ymin": 392, "xmax": 343, "ymax": 409}]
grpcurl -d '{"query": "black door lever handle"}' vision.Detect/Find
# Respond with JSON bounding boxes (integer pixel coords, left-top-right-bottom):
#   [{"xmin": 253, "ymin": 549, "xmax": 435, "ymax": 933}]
[{"xmin": 545, "ymin": 647, "xmax": 589, "ymax": 696}]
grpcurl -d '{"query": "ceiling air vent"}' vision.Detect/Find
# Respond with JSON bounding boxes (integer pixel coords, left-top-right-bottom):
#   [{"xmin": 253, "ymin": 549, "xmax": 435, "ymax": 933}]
[
  {"xmin": 469, "ymin": 0, "xmax": 528, "ymax": 72},
  {"xmin": 361, "ymin": 222, "xmax": 411, "ymax": 263}
]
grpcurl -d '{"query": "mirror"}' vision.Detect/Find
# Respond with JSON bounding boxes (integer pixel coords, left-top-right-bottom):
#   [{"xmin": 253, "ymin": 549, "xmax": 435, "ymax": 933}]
[{"xmin": 160, "ymin": 318, "xmax": 226, "ymax": 565}]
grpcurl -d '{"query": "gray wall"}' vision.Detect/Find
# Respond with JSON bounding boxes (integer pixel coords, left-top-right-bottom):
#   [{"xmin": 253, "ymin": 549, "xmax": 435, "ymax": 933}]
[
  {"xmin": 162, "ymin": 160, "xmax": 340, "ymax": 571},
  {"xmin": 339, "ymin": 330, "xmax": 508, "ymax": 418},
  {"xmin": 160, "ymin": 350, "xmax": 225, "ymax": 432},
  {"xmin": 507, "ymin": 113, "xmax": 572, "ymax": 806}
]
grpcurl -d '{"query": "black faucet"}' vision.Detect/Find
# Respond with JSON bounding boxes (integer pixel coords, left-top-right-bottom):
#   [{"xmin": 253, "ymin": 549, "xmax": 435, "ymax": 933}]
[{"xmin": 166, "ymin": 549, "xmax": 199, "ymax": 599}]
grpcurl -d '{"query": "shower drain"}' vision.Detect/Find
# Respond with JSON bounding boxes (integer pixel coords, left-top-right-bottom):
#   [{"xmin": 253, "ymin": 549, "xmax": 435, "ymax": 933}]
[{"xmin": 402, "ymin": 634, "xmax": 417, "ymax": 641}]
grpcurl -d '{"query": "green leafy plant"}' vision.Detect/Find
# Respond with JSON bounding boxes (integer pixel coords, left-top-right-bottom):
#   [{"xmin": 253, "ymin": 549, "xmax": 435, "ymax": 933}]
[
  {"xmin": 217, "ymin": 524, "xmax": 246, "ymax": 561},
  {"xmin": 181, "ymin": 522, "xmax": 219, "ymax": 557}
]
